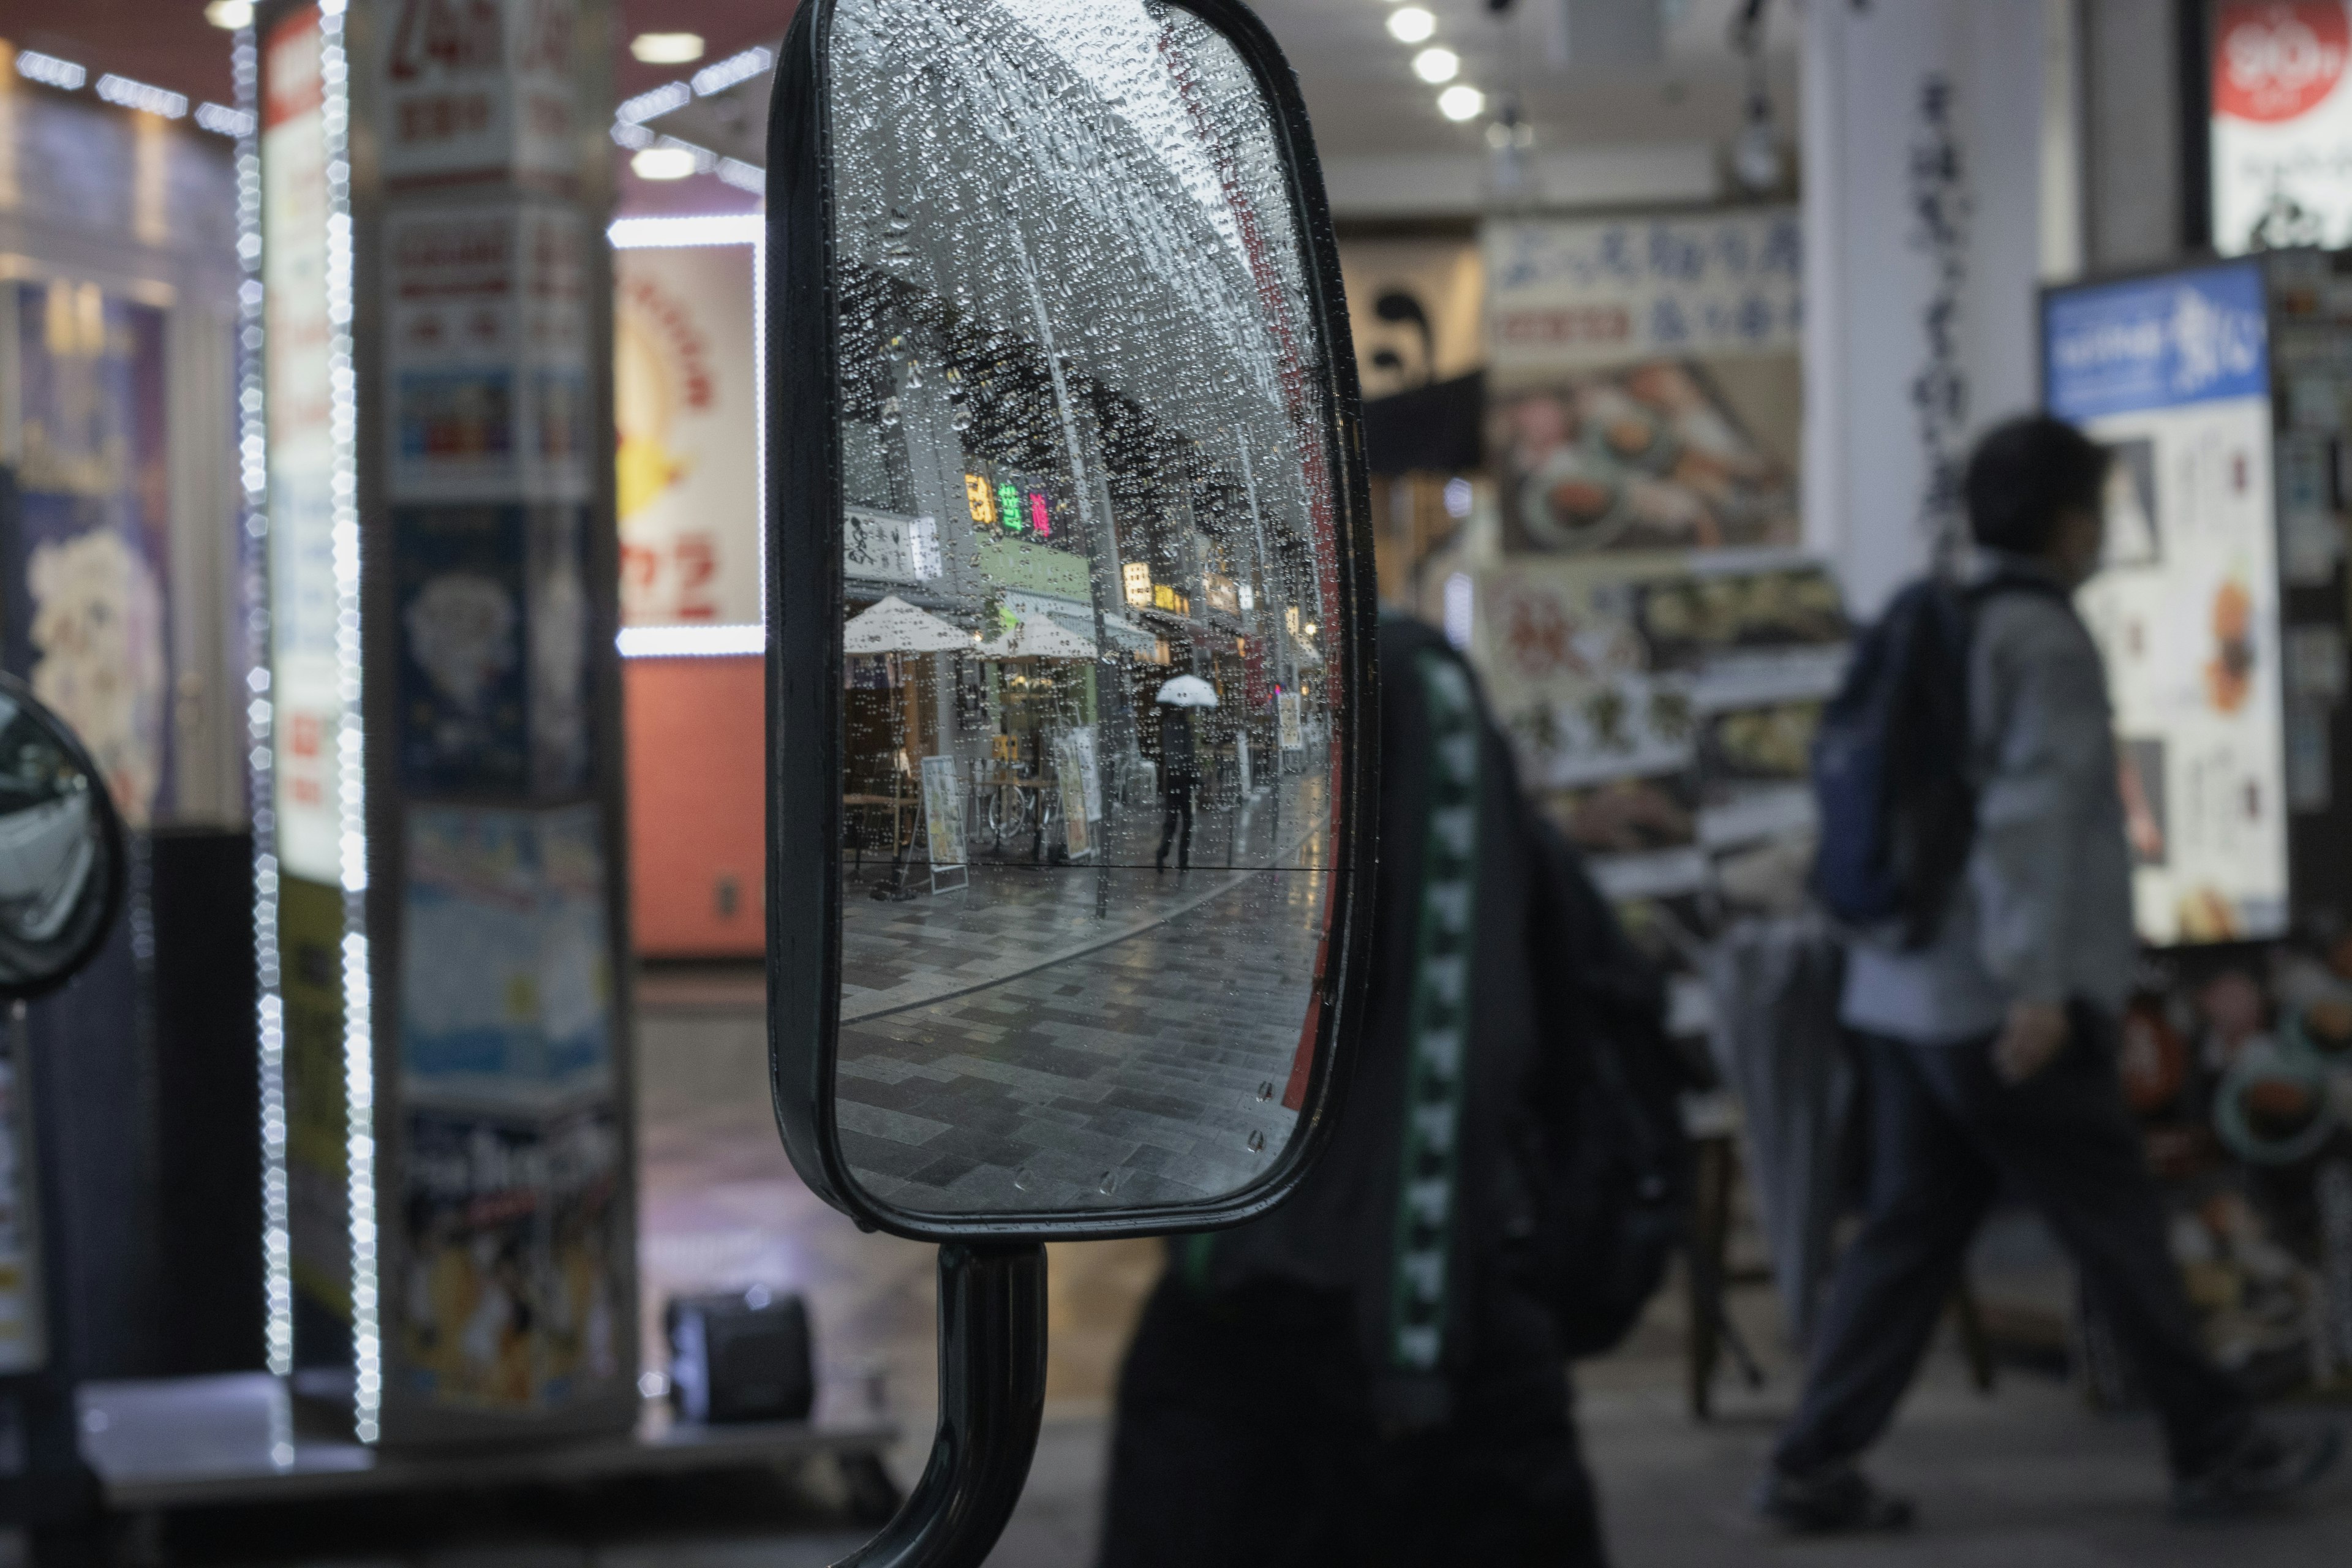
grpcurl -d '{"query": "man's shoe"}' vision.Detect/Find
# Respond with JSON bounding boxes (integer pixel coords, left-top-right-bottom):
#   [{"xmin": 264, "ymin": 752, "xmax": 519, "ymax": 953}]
[
  {"xmin": 1752, "ymin": 1462, "xmax": 1916, "ymax": 1534},
  {"xmin": 2173, "ymin": 1425, "xmax": 2341, "ymax": 1520}
]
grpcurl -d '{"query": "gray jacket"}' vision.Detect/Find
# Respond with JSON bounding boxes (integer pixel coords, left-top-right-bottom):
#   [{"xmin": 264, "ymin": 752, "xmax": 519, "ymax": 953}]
[{"xmin": 1841, "ymin": 556, "xmax": 2138, "ymax": 1044}]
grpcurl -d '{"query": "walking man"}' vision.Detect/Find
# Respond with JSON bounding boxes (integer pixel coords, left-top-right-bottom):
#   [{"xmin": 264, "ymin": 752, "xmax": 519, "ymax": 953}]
[{"xmin": 1758, "ymin": 415, "xmax": 2340, "ymax": 1531}]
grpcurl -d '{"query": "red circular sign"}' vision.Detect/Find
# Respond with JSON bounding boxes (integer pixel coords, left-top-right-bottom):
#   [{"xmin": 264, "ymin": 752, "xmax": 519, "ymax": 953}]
[{"xmin": 2215, "ymin": 2, "xmax": 2351, "ymax": 123}]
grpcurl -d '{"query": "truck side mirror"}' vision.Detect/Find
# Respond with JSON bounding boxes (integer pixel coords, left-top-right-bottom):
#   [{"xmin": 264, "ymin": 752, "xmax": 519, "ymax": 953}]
[{"xmin": 763, "ymin": 1, "xmax": 1374, "ymax": 1560}]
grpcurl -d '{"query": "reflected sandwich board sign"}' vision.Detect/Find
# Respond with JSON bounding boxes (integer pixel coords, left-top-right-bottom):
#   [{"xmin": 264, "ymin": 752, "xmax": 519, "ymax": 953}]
[
  {"xmin": 1054, "ymin": 729, "xmax": 1099, "ymax": 860},
  {"xmin": 1278, "ymin": 692, "xmax": 1304, "ymax": 751},
  {"xmin": 920, "ymin": 753, "xmax": 968, "ymax": 895}
]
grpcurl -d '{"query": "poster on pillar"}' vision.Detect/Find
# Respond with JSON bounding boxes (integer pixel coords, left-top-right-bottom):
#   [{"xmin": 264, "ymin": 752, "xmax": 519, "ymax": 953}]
[
  {"xmin": 266, "ymin": 2, "xmax": 349, "ymax": 885},
  {"xmin": 386, "ymin": 203, "xmax": 593, "ymax": 505},
  {"xmin": 1, "ymin": 281, "xmax": 174, "ymax": 829},
  {"xmin": 2210, "ymin": 1, "xmax": 2352, "ymax": 254},
  {"xmin": 614, "ymin": 243, "xmax": 761, "ymax": 629},
  {"xmin": 393, "ymin": 804, "xmax": 625, "ymax": 1415},
  {"xmin": 380, "ymin": 0, "xmax": 584, "ymax": 195},
  {"xmin": 2045, "ymin": 259, "xmax": 2290, "ymax": 946}
]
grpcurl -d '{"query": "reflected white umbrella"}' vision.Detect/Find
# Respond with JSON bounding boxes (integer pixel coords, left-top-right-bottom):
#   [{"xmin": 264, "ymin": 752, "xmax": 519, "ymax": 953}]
[
  {"xmin": 845, "ymin": 594, "xmax": 972, "ymax": 654},
  {"xmin": 1154, "ymin": 674, "xmax": 1219, "ymax": 707}
]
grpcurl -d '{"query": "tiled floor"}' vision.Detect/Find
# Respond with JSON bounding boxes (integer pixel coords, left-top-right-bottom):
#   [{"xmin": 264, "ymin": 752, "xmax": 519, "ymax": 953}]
[{"xmin": 634, "ymin": 974, "xmax": 2352, "ymax": 1567}]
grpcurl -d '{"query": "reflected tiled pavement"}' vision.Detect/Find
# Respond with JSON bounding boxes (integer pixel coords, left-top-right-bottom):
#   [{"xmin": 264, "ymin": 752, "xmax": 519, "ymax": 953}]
[{"xmin": 834, "ymin": 776, "xmax": 1328, "ymax": 1212}]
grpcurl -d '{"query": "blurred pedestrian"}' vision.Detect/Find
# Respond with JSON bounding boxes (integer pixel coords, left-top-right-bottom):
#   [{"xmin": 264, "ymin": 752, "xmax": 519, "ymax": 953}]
[{"xmin": 1758, "ymin": 415, "xmax": 2341, "ymax": 1532}]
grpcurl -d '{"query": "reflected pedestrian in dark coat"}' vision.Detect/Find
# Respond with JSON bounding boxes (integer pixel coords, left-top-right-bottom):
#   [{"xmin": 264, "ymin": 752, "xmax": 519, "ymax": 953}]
[{"xmin": 1155, "ymin": 704, "xmax": 1197, "ymax": 873}]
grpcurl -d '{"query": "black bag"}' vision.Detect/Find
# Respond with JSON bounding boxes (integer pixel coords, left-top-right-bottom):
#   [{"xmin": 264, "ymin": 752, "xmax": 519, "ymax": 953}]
[
  {"xmin": 1809, "ymin": 572, "xmax": 2070, "ymax": 947},
  {"xmin": 1525, "ymin": 820, "xmax": 1699, "ymax": 1359}
]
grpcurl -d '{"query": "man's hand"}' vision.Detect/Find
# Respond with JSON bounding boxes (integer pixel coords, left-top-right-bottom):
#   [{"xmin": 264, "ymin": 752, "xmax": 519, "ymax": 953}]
[{"xmin": 1993, "ymin": 1000, "xmax": 2070, "ymax": 1084}]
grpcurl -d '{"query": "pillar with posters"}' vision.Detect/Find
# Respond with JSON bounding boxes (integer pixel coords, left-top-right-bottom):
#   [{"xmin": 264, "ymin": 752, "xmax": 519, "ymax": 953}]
[{"xmin": 252, "ymin": 0, "xmax": 635, "ymax": 1448}]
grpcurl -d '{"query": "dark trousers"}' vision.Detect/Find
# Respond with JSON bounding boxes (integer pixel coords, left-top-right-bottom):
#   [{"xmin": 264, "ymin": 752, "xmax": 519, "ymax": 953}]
[
  {"xmin": 1155, "ymin": 776, "xmax": 1195, "ymax": 867},
  {"xmin": 1098, "ymin": 1278, "xmax": 1608, "ymax": 1568},
  {"xmin": 1773, "ymin": 1014, "xmax": 2251, "ymax": 1480}
]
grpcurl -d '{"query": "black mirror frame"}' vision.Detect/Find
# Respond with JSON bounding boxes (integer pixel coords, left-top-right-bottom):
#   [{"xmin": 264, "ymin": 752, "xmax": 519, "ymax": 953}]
[
  {"xmin": 0, "ymin": 669, "xmax": 129, "ymax": 1006},
  {"xmin": 764, "ymin": 0, "xmax": 1379, "ymax": 1243}
]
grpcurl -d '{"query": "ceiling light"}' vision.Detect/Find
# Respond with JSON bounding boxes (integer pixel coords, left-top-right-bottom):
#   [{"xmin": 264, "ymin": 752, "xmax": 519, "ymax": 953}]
[
  {"xmin": 1388, "ymin": 7, "xmax": 1437, "ymax": 44},
  {"xmin": 630, "ymin": 32, "xmax": 705, "ymax": 64},
  {"xmin": 204, "ymin": 0, "xmax": 254, "ymax": 28},
  {"xmin": 1438, "ymin": 84, "xmax": 1485, "ymax": 122},
  {"xmin": 1412, "ymin": 47, "xmax": 1459, "ymax": 84},
  {"xmin": 631, "ymin": 146, "xmax": 700, "ymax": 181}
]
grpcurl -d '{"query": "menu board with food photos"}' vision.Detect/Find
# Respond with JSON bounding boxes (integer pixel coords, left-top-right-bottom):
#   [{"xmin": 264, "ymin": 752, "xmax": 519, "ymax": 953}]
[
  {"xmin": 1469, "ymin": 550, "xmax": 1850, "ymax": 998},
  {"xmin": 2039, "ymin": 250, "xmax": 2352, "ymax": 1393},
  {"xmin": 2046, "ymin": 258, "xmax": 2293, "ymax": 946}
]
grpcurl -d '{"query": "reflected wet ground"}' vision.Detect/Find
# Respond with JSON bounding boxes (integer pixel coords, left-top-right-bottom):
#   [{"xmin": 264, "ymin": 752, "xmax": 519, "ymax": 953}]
[{"xmin": 835, "ymin": 772, "xmax": 1328, "ymax": 1212}]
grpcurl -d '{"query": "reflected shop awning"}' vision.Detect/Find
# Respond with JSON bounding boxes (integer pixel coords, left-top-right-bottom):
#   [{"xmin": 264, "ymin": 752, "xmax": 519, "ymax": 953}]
[
  {"xmin": 1055, "ymin": 611, "xmax": 1157, "ymax": 657},
  {"xmin": 980, "ymin": 613, "xmax": 1096, "ymax": 660},
  {"xmin": 845, "ymin": 594, "xmax": 973, "ymax": 654}
]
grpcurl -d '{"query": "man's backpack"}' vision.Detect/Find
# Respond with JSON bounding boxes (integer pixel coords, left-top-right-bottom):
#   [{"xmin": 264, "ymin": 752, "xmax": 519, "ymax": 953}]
[
  {"xmin": 1525, "ymin": 819, "xmax": 1699, "ymax": 1359},
  {"xmin": 1808, "ymin": 572, "xmax": 2071, "ymax": 947}
]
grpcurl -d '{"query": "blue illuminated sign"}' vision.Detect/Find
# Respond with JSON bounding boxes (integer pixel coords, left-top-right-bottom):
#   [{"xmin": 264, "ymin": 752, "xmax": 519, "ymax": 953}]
[{"xmin": 2043, "ymin": 260, "xmax": 2269, "ymax": 422}]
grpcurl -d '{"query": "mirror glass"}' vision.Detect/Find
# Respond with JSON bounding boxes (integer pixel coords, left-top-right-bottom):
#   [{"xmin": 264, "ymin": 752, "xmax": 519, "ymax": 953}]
[
  {"xmin": 0, "ymin": 680, "xmax": 121, "ymax": 998},
  {"xmin": 827, "ymin": 0, "xmax": 1344, "ymax": 1214}
]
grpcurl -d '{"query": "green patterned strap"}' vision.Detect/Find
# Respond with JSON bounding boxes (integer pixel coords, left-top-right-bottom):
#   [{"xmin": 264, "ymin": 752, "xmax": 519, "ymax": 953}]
[{"xmin": 1388, "ymin": 651, "xmax": 1480, "ymax": 1372}]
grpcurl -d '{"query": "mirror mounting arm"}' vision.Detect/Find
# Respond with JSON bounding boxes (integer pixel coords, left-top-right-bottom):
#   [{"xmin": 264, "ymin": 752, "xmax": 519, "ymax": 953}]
[{"xmin": 840, "ymin": 1242, "xmax": 1047, "ymax": 1568}]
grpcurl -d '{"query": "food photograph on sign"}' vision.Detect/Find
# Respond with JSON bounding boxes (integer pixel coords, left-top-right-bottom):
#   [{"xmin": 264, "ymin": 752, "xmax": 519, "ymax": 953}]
[{"xmin": 1490, "ymin": 361, "xmax": 1800, "ymax": 556}]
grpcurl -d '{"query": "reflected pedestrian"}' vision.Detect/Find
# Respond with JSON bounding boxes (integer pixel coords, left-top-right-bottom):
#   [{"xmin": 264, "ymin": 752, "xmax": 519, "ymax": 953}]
[{"xmin": 1154, "ymin": 680, "xmax": 1205, "ymax": 872}]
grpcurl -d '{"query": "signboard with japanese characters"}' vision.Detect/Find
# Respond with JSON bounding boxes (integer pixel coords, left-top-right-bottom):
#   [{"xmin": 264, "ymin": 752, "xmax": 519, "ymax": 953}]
[
  {"xmin": 381, "ymin": 0, "xmax": 582, "ymax": 193},
  {"xmin": 1482, "ymin": 209, "xmax": 1801, "ymax": 375},
  {"xmin": 614, "ymin": 242, "xmax": 762, "ymax": 628},
  {"xmin": 2209, "ymin": 1, "xmax": 2352, "ymax": 254}
]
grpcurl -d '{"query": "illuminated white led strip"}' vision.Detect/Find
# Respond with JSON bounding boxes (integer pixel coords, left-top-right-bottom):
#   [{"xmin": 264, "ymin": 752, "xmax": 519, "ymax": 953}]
[
  {"xmin": 616, "ymin": 624, "xmax": 766, "ymax": 657},
  {"xmin": 13, "ymin": 47, "xmax": 249, "ymax": 135},
  {"xmin": 317, "ymin": 0, "xmax": 380, "ymax": 1444},
  {"xmin": 607, "ymin": 215, "xmax": 769, "ymax": 658},
  {"xmin": 607, "ymin": 214, "xmax": 761, "ymax": 248},
  {"xmin": 232, "ymin": 19, "xmax": 292, "ymax": 1391}
]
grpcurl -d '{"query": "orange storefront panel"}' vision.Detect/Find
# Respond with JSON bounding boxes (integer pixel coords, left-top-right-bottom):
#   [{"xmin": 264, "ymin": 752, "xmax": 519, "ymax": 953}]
[{"xmin": 624, "ymin": 655, "xmax": 765, "ymax": 956}]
